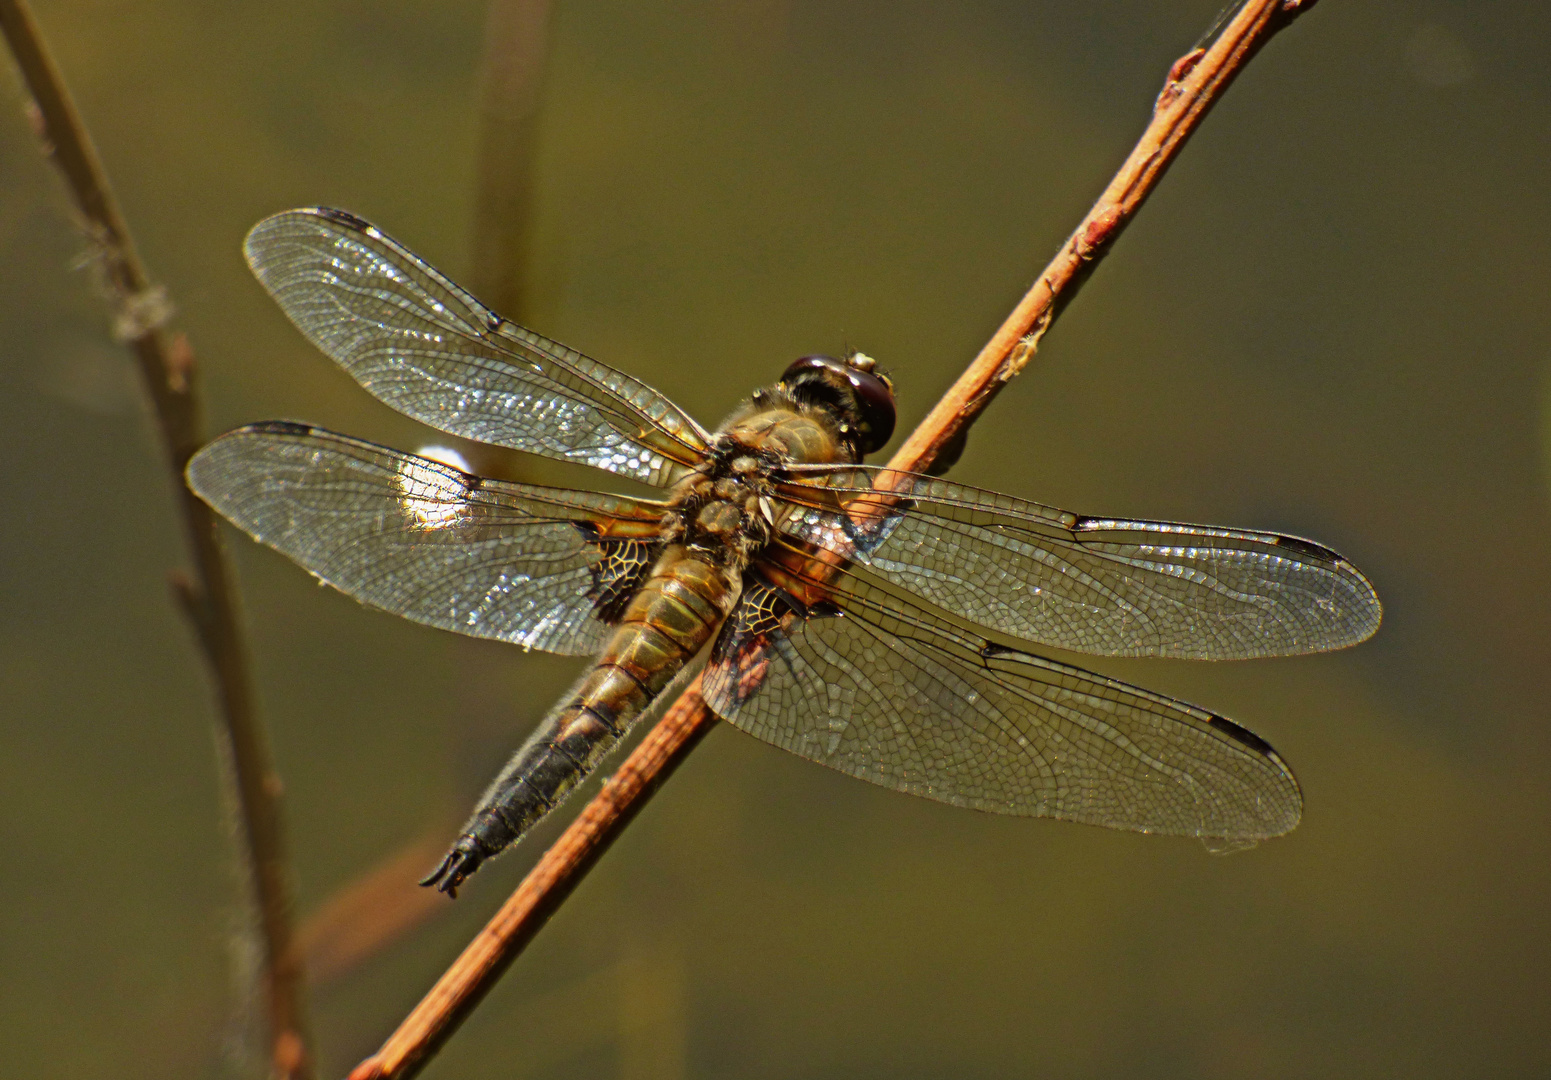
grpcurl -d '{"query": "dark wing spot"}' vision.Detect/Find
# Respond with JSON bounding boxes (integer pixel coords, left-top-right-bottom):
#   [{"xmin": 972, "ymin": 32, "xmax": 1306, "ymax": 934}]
[
  {"xmin": 245, "ymin": 420, "xmax": 316, "ymax": 437},
  {"xmin": 712, "ymin": 583, "xmax": 794, "ymax": 707},
  {"xmin": 721, "ymin": 633, "xmax": 773, "ymax": 707},
  {"xmin": 574, "ymin": 526, "xmax": 656, "ymax": 624},
  {"xmin": 1205, "ymin": 713, "xmax": 1277, "ymax": 759},
  {"xmin": 1273, "ymin": 535, "xmax": 1341, "ymax": 563},
  {"xmin": 839, "ymin": 501, "xmax": 912, "ymax": 555},
  {"xmin": 742, "ymin": 566, "xmax": 813, "ymax": 620},
  {"xmin": 485, "ymin": 312, "xmax": 505, "ymax": 332},
  {"xmin": 313, "ymin": 206, "xmax": 374, "ymax": 231}
]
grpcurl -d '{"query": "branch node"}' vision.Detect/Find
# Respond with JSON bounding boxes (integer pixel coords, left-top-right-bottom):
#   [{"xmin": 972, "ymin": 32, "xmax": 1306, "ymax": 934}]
[
  {"xmin": 1158, "ymin": 46, "xmax": 1207, "ymax": 109},
  {"xmin": 22, "ymin": 97, "xmax": 49, "ymax": 148},
  {"xmin": 1075, "ymin": 206, "xmax": 1124, "ymax": 260},
  {"xmin": 112, "ymin": 282, "xmax": 175, "ymax": 343},
  {"xmin": 166, "ymin": 330, "xmax": 194, "ymax": 393}
]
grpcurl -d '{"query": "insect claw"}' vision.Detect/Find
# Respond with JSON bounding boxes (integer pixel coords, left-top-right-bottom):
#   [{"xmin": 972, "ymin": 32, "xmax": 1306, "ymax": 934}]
[
  {"xmin": 419, "ymin": 839, "xmax": 484, "ymax": 898},
  {"xmin": 418, "ymin": 853, "xmax": 456, "ymax": 891}
]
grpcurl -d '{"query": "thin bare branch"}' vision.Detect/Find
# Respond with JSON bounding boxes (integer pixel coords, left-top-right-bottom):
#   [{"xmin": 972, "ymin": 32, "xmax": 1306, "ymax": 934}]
[
  {"xmin": 469, "ymin": 0, "xmax": 554, "ymax": 321},
  {"xmin": 349, "ymin": 2, "xmax": 1322, "ymax": 1076},
  {"xmin": 0, "ymin": 3, "xmax": 313, "ymax": 1077}
]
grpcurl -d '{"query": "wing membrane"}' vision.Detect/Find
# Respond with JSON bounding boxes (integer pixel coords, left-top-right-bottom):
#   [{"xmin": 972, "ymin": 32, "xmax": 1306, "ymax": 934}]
[
  {"xmin": 774, "ymin": 467, "xmax": 1381, "ymax": 660},
  {"xmin": 244, "ymin": 208, "xmax": 710, "ymax": 487},
  {"xmin": 703, "ymin": 564, "xmax": 1300, "ymax": 844},
  {"xmin": 186, "ymin": 423, "xmax": 665, "ymax": 655}
]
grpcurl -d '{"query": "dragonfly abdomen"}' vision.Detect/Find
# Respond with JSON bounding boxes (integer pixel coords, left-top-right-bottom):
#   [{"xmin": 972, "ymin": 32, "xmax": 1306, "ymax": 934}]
[{"xmin": 423, "ymin": 546, "xmax": 741, "ymax": 895}]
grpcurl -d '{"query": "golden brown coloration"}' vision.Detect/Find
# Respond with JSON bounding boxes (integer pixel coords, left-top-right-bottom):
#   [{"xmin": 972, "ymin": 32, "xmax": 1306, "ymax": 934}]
[
  {"xmin": 190, "ymin": 187, "xmax": 1368, "ymax": 931},
  {"xmin": 421, "ymin": 385, "xmax": 863, "ymax": 895}
]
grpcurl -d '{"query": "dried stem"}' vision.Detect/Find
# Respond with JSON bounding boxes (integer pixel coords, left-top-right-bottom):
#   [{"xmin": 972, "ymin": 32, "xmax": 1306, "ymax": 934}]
[
  {"xmin": 0, "ymin": 3, "xmax": 313, "ymax": 1077},
  {"xmin": 469, "ymin": 0, "xmax": 554, "ymax": 322},
  {"xmin": 350, "ymin": 2, "xmax": 1320, "ymax": 1076}
]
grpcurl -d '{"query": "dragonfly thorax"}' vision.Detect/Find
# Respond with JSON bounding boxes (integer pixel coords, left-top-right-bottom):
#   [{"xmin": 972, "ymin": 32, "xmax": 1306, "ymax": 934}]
[
  {"xmin": 663, "ymin": 435, "xmax": 783, "ymax": 568},
  {"xmin": 665, "ymin": 381, "xmax": 872, "ymax": 568}
]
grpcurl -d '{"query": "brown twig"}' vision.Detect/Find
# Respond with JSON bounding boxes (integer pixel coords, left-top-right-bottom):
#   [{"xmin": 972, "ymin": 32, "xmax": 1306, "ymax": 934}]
[
  {"xmin": 469, "ymin": 0, "xmax": 554, "ymax": 322},
  {"xmin": 349, "ymin": 2, "xmax": 1320, "ymax": 1076},
  {"xmin": 0, "ymin": 3, "xmax": 314, "ymax": 1077}
]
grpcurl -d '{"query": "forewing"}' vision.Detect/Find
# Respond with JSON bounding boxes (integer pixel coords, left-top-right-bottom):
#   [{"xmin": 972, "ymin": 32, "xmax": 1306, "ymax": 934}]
[
  {"xmin": 775, "ymin": 468, "xmax": 1381, "ymax": 660},
  {"xmin": 243, "ymin": 207, "xmax": 710, "ymax": 486},
  {"xmin": 187, "ymin": 423, "xmax": 664, "ymax": 655},
  {"xmin": 702, "ymin": 567, "xmax": 1301, "ymax": 844}
]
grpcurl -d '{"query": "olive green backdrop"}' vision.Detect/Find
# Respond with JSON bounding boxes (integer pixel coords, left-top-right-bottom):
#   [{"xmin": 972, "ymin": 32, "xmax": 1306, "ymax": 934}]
[{"xmin": 3, "ymin": 2, "xmax": 1547, "ymax": 1078}]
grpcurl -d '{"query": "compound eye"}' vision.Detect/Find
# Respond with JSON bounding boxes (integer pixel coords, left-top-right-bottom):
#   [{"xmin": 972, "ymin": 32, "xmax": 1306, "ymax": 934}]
[
  {"xmin": 781, "ymin": 354, "xmax": 845, "ymax": 383},
  {"xmin": 780, "ymin": 355, "xmax": 895, "ymax": 455},
  {"xmin": 849, "ymin": 367, "xmax": 896, "ymax": 454}
]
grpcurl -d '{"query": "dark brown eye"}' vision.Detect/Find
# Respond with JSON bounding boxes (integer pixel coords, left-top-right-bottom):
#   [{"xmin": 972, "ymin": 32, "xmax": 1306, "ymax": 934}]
[
  {"xmin": 780, "ymin": 355, "xmax": 896, "ymax": 454},
  {"xmin": 781, "ymin": 354, "xmax": 845, "ymax": 383},
  {"xmin": 848, "ymin": 366, "xmax": 896, "ymax": 453}
]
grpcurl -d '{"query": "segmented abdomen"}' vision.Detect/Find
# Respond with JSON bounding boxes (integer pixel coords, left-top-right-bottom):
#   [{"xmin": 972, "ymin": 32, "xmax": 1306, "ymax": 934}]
[{"xmin": 426, "ymin": 546, "xmax": 738, "ymax": 893}]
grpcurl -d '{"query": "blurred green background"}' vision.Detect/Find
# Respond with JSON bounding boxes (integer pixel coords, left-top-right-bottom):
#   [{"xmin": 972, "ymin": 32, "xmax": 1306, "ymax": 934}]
[{"xmin": 3, "ymin": 1, "xmax": 1549, "ymax": 1077}]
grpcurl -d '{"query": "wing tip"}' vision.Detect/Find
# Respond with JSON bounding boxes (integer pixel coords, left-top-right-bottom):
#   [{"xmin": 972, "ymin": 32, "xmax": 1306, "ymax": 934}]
[
  {"xmin": 185, "ymin": 421, "xmax": 327, "ymax": 503},
  {"xmin": 184, "ymin": 443, "xmax": 216, "ymax": 502},
  {"xmin": 243, "ymin": 206, "xmax": 380, "ymax": 276},
  {"xmin": 1339, "ymin": 558, "xmax": 1385, "ymax": 645},
  {"xmin": 1203, "ymin": 711, "xmax": 1304, "ymax": 838},
  {"xmin": 1265, "ymin": 535, "xmax": 1385, "ymax": 630},
  {"xmin": 1257, "ymin": 534, "xmax": 1386, "ymax": 654}
]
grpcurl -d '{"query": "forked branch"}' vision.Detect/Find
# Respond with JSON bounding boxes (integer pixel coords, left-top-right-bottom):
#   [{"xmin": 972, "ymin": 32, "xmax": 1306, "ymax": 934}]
[
  {"xmin": 0, "ymin": 2, "xmax": 313, "ymax": 1077},
  {"xmin": 351, "ymin": 2, "xmax": 1321, "ymax": 1076}
]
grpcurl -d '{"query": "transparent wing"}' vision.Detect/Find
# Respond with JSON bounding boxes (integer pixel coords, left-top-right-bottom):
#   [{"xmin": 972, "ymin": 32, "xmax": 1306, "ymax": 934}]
[
  {"xmin": 703, "ymin": 564, "xmax": 1300, "ymax": 844},
  {"xmin": 187, "ymin": 423, "xmax": 665, "ymax": 655},
  {"xmin": 773, "ymin": 466, "xmax": 1381, "ymax": 660},
  {"xmin": 243, "ymin": 207, "xmax": 710, "ymax": 487}
]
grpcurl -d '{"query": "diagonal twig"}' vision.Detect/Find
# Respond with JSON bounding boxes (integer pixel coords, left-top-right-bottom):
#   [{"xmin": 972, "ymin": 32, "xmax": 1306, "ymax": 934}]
[
  {"xmin": 0, "ymin": 3, "xmax": 314, "ymax": 1077},
  {"xmin": 349, "ymin": 2, "xmax": 1322, "ymax": 1076}
]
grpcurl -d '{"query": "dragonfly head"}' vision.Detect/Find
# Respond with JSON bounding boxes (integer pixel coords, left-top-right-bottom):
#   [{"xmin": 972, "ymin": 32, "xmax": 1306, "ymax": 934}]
[{"xmin": 779, "ymin": 353, "xmax": 896, "ymax": 456}]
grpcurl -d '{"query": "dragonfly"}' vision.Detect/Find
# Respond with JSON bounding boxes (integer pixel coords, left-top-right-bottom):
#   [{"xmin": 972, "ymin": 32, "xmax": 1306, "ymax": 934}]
[{"xmin": 188, "ymin": 207, "xmax": 1382, "ymax": 897}]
